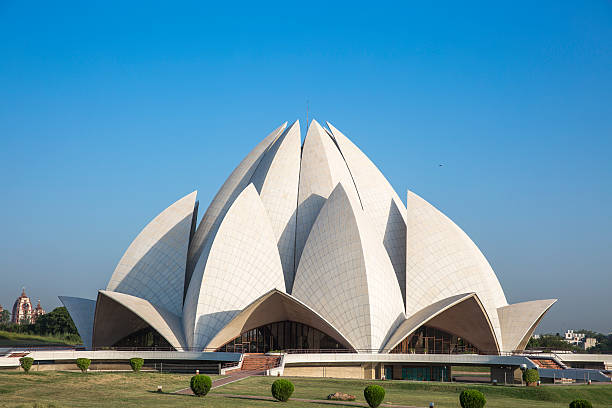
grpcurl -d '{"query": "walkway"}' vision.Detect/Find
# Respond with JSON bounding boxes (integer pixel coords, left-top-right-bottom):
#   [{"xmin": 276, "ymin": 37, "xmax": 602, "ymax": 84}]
[
  {"xmin": 175, "ymin": 369, "xmax": 266, "ymax": 394},
  {"xmin": 176, "ymin": 373, "xmax": 420, "ymax": 407}
]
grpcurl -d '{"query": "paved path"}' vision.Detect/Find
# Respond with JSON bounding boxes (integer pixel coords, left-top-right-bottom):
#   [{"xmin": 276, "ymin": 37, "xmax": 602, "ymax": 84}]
[
  {"xmin": 175, "ymin": 369, "xmax": 265, "ymax": 394},
  {"xmin": 176, "ymin": 372, "xmax": 422, "ymax": 407}
]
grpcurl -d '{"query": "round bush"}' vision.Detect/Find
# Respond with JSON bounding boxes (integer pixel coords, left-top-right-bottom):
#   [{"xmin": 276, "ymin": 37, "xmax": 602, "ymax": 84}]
[
  {"xmin": 129, "ymin": 357, "xmax": 144, "ymax": 372},
  {"xmin": 364, "ymin": 384, "xmax": 385, "ymax": 408},
  {"xmin": 19, "ymin": 357, "xmax": 34, "ymax": 373},
  {"xmin": 459, "ymin": 389, "xmax": 486, "ymax": 408},
  {"xmin": 271, "ymin": 379, "xmax": 294, "ymax": 402},
  {"xmin": 76, "ymin": 358, "xmax": 91, "ymax": 373},
  {"xmin": 569, "ymin": 400, "xmax": 593, "ymax": 408},
  {"xmin": 522, "ymin": 368, "xmax": 540, "ymax": 384},
  {"xmin": 190, "ymin": 374, "xmax": 212, "ymax": 397}
]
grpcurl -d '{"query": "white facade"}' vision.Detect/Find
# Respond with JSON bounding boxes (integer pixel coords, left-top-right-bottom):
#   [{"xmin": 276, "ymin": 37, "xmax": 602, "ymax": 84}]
[{"xmin": 62, "ymin": 119, "xmax": 556, "ymax": 354}]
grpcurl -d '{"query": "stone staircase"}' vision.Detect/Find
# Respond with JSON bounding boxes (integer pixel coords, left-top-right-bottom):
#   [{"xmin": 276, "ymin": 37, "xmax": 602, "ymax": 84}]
[
  {"xmin": 240, "ymin": 354, "xmax": 281, "ymax": 372},
  {"xmin": 532, "ymin": 358, "xmax": 564, "ymax": 369}
]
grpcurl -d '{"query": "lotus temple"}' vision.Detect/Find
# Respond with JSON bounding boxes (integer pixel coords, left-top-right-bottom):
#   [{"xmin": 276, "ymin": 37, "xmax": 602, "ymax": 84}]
[{"xmin": 49, "ymin": 119, "xmax": 589, "ymax": 381}]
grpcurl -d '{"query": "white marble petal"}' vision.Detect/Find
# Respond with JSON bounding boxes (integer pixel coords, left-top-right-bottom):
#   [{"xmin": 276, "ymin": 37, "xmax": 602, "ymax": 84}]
[
  {"xmin": 293, "ymin": 182, "xmax": 405, "ymax": 351},
  {"xmin": 183, "ymin": 184, "xmax": 285, "ymax": 350},
  {"xmin": 59, "ymin": 296, "xmax": 96, "ymax": 350},
  {"xmin": 498, "ymin": 299, "xmax": 557, "ymax": 352},
  {"xmin": 326, "ymin": 122, "xmax": 407, "ymax": 305},
  {"xmin": 106, "ymin": 191, "xmax": 197, "ymax": 316},
  {"xmin": 185, "ymin": 123, "xmax": 287, "ymax": 293},
  {"xmin": 249, "ymin": 121, "xmax": 301, "ymax": 291},
  {"xmin": 405, "ymin": 190, "xmax": 508, "ymax": 350},
  {"xmin": 294, "ymin": 120, "xmax": 361, "ymax": 289}
]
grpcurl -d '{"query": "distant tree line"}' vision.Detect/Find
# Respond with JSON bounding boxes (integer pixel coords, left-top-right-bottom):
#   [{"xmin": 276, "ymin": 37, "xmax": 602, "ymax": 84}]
[
  {"xmin": 0, "ymin": 306, "xmax": 82, "ymax": 344},
  {"xmin": 527, "ymin": 330, "xmax": 612, "ymax": 354}
]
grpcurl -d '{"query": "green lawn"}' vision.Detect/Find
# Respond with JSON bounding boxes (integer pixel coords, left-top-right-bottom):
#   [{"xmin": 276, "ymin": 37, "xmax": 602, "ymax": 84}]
[
  {"xmin": 0, "ymin": 331, "xmax": 80, "ymax": 347},
  {"xmin": 0, "ymin": 370, "xmax": 610, "ymax": 408},
  {"xmin": 215, "ymin": 376, "xmax": 612, "ymax": 408}
]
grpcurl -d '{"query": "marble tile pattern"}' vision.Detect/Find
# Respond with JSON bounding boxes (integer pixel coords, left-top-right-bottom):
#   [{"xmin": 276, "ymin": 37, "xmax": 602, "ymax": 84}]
[
  {"xmin": 405, "ymin": 190, "xmax": 508, "ymax": 350},
  {"xmin": 183, "ymin": 184, "xmax": 286, "ymax": 349},
  {"xmin": 292, "ymin": 183, "xmax": 405, "ymax": 351},
  {"xmin": 498, "ymin": 299, "xmax": 557, "ymax": 351},
  {"xmin": 327, "ymin": 122, "xmax": 408, "ymax": 306},
  {"xmin": 295, "ymin": 120, "xmax": 361, "ymax": 287},
  {"xmin": 248, "ymin": 121, "xmax": 301, "ymax": 292},
  {"xmin": 58, "ymin": 296, "xmax": 96, "ymax": 349},
  {"xmin": 184, "ymin": 123, "xmax": 287, "ymax": 292},
  {"xmin": 63, "ymin": 118, "xmax": 556, "ymax": 353},
  {"xmin": 106, "ymin": 191, "xmax": 197, "ymax": 316}
]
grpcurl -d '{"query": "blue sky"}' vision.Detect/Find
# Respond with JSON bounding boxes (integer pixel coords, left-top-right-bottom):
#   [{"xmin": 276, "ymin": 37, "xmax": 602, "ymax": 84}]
[{"xmin": 1, "ymin": 1, "xmax": 610, "ymax": 333}]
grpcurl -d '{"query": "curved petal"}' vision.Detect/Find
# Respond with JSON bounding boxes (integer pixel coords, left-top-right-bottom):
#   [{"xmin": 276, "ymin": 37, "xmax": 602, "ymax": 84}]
[
  {"xmin": 206, "ymin": 289, "xmax": 356, "ymax": 351},
  {"xmin": 185, "ymin": 122, "xmax": 287, "ymax": 294},
  {"xmin": 183, "ymin": 184, "xmax": 285, "ymax": 349},
  {"xmin": 326, "ymin": 122, "xmax": 407, "ymax": 304},
  {"xmin": 293, "ymin": 182, "xmax": 405, "ymax": 351},
  {"xmin": 295, "ymin": 120, "xmax": 361, "ymax": 288},
  {"xmin": 249, "ymin": 121, "xmax": 301, "ymax": 291},
  {"xmin": 384, "ymin": 293, "xmax": 499, "ymax": 354},
  {"xmin": 93, "ymin": 290, "xmax": 185, "ymax": 349},
  {"xmin": 405, "ymin": 190, "xmax": 508, "ymax": 348},
  {"xmin": 498, "ymin": 299, "xmax": 557, "ymax": 352},
  {"xmin": 106, "ymin": 191, "xmax": 197, "ymax": 315},
  {"xmin": 59, "ymin": 296, "xmax": 96, "ymax": 350}
]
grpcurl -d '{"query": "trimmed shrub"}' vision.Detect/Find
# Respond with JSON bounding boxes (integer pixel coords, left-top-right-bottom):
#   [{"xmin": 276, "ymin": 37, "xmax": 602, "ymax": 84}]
[
  {"xmin": 190, "ymin": 374, "xmax": 212, "ymax": 397},
  {"xmin": 459, "ymin": 389, "xmax": 486, "ymax": 408},
  {"xmin": 19, "ymin": 357, "xmax": 34, "ymax": 373},
  {"xmin": 569, "ymin": 400, "xmax": 593, "ymax": 408},
  {"xmin": 364, "ymin": 385, "xmax": 385, "ymax": 408},
  {"xmin": 76, "ymin": 358, "xmax": 91, "ymax": 373},
  {"xmin": 522, "ymin": 368, "xmax": 540, "ymax": 384},
  {"xmin": 129, "ymin": 357, "xmax": 144, "ymax": 372},
  {"xmin": 271, "ymin": 379, "xmax": 294, "ymax": 402}
]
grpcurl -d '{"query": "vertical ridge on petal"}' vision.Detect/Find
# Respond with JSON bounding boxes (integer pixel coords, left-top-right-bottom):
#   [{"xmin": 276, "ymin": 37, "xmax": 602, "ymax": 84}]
[
  {"xmin": 249, "ymin": 121, "xmax": 301, "ymax": 291},
  {"xmin": 183, "ymin": 184, "xmax": 285, "ymax": 349},
  {"xmin": 293, "ymin": 182, "xmax": 405, "ymax": 351},
  {"xmin": 294, "ymin": 120, "xmax": 361, "ymax": 286},
  {"xmin": 326, "ymin": 122, "xmax": 407, "ymax": 306},
  {"xmin": 185, "ymin": 122, "xmax": 287, "ymax": 296}
]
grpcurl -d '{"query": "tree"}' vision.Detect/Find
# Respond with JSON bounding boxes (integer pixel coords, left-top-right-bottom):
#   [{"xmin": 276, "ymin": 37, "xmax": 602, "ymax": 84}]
[
  {"xmin": 33, "ymin": 307, "xmax": 78, "ymax": 335},
  {"xmin": 0, "ymin": 309, "xmax": 9, "ymax": 324}
]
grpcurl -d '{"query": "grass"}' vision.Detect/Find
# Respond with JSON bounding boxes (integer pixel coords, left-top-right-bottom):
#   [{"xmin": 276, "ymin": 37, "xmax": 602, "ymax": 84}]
[
  {"xmin": 0, "ymin": 331, "xmax": 80, "ymax": 347},
  {"xmin": 0, "ymin": 370, "xmax": 610, "ymax": 407},
  {"xmin": 215, "ymin": 376, "xmax": 612, "ymax": 407}
]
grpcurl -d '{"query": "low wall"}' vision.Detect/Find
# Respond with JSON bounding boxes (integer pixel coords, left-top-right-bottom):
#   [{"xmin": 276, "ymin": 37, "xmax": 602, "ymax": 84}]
[{"xmin": 284, "ymin": 364, "xmax": 366, "ymax": 379}]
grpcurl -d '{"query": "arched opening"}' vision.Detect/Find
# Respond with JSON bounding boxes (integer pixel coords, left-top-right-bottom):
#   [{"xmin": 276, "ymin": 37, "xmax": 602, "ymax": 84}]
[
  {"xmin": 390, "ymin": 325, "xmax": 480, "ymax": 354},
  {"xmin": 205, "ymin": 289, "xmax": 356, "ymax": 352},
  {"xmin": 384, "ymin": 293, "xmax": 499, "ymax": 354},
  {"xmin": 92, "ymin": 291, "xmax": 183, "ymax": 350},
  {"xmin": 112, "ymin": 326, "xmax": 173, "ymax": 349},
  {"xmin": 216, "ymin": 320, "xmax": 348, "ymax": 353}
]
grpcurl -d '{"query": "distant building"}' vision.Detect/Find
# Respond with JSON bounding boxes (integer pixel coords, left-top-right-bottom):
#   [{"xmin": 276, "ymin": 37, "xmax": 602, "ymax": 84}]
[
  {"xmin": 564, "ymin": 329, "xmax": 596, "ymax": 350},
  {"xmin": 583, "ymin": 337, "xmax": 597, "ymax": 350},
  {"xmin": 564, "ymin": 330, "xmax": 585, "ymax": 345},
  {"xmin": 11, "ymin": 289, "xmax": 45, "ymax": 324}
]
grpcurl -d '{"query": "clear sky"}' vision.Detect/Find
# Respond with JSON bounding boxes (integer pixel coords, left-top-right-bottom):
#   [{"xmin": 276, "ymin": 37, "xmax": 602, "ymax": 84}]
[{"xmin": 1, "ymin": 1, "xmax": 610, "ymax": 334}]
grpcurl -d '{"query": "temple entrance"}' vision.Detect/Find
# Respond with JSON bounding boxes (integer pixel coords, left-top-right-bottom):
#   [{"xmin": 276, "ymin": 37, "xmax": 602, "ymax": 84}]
[
  {"xmin": 216, "ymin": 320, "xmax": 348, "ymax": 353},
  {"xmin": 390, "ymin": 325, "xmax": 480, "ymax": 354}
]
